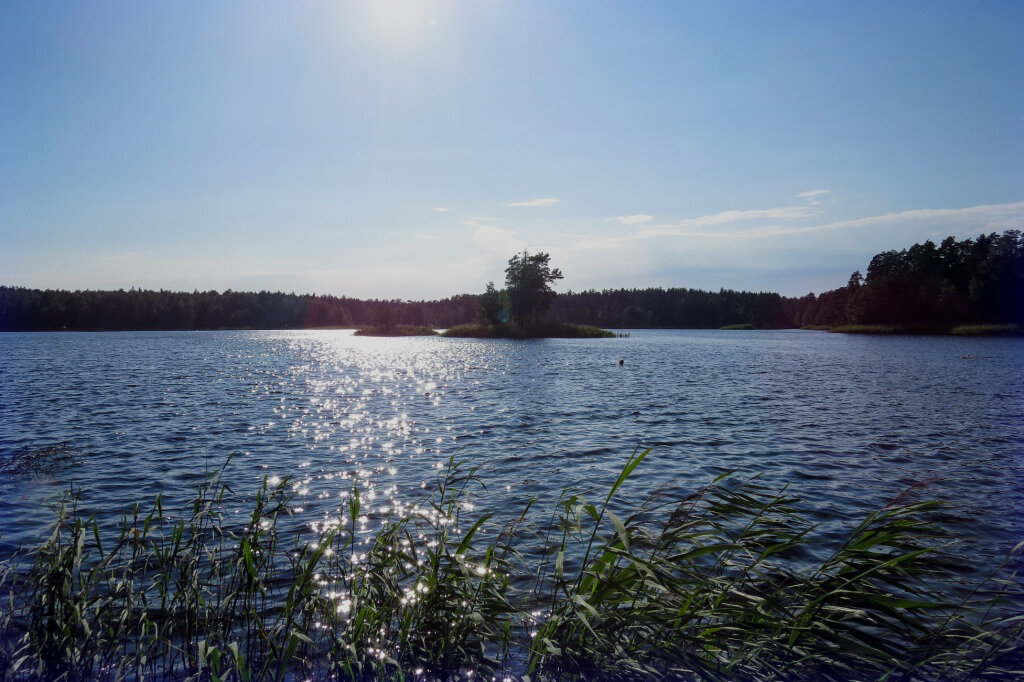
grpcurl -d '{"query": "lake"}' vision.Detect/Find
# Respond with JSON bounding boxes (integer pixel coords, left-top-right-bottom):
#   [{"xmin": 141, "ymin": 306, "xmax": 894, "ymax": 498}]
[{"xmin": 1, "ymin": 329, "xmax": 1022, "ymax": 569}]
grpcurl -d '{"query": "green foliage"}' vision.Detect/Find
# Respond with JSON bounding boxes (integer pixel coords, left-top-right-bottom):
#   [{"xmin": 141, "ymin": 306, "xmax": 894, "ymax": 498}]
[
  {"xmin": 352, "ymin": 325, "xmax": 439, "ymax": 337},
  {"xmin": 1, "ymin": 454, "xmax": 1022, "ymax": 680},
  {"xmin": 526, "ymin": 456, "xmax": 1024, "ymax": 681},
  {"xmin": 793, "ymin": 230, "xmax": 1024, "ymax": 330},
  {"xmin": 504, "ymin": 251, "xmax": 564, "ymax": 327},
  {"xmin": 719, "ymin": 323, "xmax": 755, "ymax": 330},
  {"xmin": 828, "ymin": 324, "xmax": 902, "ymax": 334},
  {"xmin": 949, "ymin": 323, "xmax": 1023, "ymax": 336},
  {"xmin": 476, "ymin": 281, "xmax": 506, "ymax": 326},
  {"xmin": 442, "ymin": 323, "xmax": 515, "ymax": 338},
  {"xmin": 442, "ymin": 322, "xmax": 615, "ymax": 339},
  {"xmin": 0, "ymin": 287, "xmax": 480, "ymax": 332}
]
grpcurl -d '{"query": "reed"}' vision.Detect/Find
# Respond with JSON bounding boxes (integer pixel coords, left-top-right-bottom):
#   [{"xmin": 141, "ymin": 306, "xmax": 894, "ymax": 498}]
[
  {"xmin": 0, "ymin": 452, "xmax": 1020, "ymax": 681},
  {"xmin": 949, "ymin": 324, "xmax": 1022, "ymax": 336}
]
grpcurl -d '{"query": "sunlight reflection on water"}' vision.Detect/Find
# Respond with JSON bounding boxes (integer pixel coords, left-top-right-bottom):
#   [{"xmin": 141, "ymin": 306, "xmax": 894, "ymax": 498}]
[{"xmin": 0, "ymin": 329, "xmax": 1022, "ymax": 568}]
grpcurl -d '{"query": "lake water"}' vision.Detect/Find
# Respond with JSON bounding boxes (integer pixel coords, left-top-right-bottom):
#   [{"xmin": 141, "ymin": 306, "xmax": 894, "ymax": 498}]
[{"xmin": 1, "ymin": 329, "xmax": 1022, "ymax": 569}]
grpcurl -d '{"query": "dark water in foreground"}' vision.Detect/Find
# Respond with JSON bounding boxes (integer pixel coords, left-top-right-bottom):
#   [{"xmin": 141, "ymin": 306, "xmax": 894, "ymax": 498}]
[{"xmin": 1, "ymin": 329, "xmax": 1022, "ymax": 566}]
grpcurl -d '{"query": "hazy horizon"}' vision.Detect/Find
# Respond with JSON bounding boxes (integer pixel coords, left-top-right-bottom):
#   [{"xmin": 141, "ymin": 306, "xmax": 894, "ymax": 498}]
[{"xmin": 3, "ymin": 1, "xmax": 1022, "ymax": 299}]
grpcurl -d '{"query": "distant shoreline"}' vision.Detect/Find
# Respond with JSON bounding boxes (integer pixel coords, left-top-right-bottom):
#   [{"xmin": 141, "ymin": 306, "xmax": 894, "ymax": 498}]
[
  {"xmin": 2, "ymin": 324, "xmax": 1022, "ymax": 337},
  {"xmin": 802, "ymin": 323, "xmax": 1023, "ymax": 337},
  {"xmin": 353, "ymin": 322, "xmax": 619, "ymax": 339}
]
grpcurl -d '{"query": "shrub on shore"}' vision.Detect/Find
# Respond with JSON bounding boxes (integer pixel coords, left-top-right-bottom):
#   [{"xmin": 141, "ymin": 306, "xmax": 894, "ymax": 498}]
[{"xmin": 0, "ymin": 453, "xmax": 1021, "ymax": 681}]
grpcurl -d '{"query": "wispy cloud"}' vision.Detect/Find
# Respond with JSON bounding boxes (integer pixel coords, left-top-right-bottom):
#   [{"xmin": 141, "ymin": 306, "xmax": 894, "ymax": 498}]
[
  {"xmin": 796, "ymin": 189, "xmax": 832, "ymax": 201},
  {"xmin": 606, "ymin": 213, "xmax": 654, "ymax": 225},
  {"xmin": 796, "ymin": 189, "xmax": 833, "ymax": 206},
  {"xmin": 563, "ymin": 200, "xmax": 1024, "ymax": 253},
  {"xmin": 467, "ymin": 221, "xmax": 526, "ymax": 254},
  {"xmin": 432, "ymin": 206, "xmax": 454, "ymax": 212},
  {"xmin": 503, "ymin": 197, "xmax": 561, "ymax": 207},
  {"xmin": 743, "ymin": 201, "xmax": 1024, "ymax": 239},
  {"xmin": 553, "ymin": 199, "xmax": 1024, "ymax": 296},
  {"xmin": 676, "ymin": 205, "xmax": 817, "ymax": 227}
]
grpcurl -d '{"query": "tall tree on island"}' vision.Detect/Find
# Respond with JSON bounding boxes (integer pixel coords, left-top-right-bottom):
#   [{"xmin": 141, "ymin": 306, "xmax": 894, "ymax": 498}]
[
  {"xmin": 476, "ymin": 281, "xmax": 505, "ymax": 326},
  {"xmin": 504, "ymin": 251, "xmax": 563, "ymax": 328}
]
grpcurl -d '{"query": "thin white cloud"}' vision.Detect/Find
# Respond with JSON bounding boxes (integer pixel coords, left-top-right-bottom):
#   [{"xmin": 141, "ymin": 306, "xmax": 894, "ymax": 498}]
[
  {"xmin": 796, "ymin": 189, "xmax": 833, "ymax": 207},
  {"xmin": 503, "ymin": 197, "xmax": 561, "ymax": 207},
  {"xmin": 797, "ymin": 189, "xmax": 832, "ymax": 201},
  {"xmin": 432, "ymin": 206, "xmax": 454, "ymax": 212},
  {"xmin": 744, "ymin": 201, "xmax": 1024, "ymax": 239},
  {"xmin": 563, "ymin": 200, "xmax": 1024, "ymax": 253},
  {"xmin": 606, "ymin": 214, "xmax": 654, "ymax": 225}
]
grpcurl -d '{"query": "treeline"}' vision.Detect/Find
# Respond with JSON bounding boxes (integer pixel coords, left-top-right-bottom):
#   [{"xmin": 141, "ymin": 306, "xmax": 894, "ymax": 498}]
[
  {"xmin": 0, "ymin": 288, "xmax": 478, "ymax": 332},
  {"xmin": 0, "ymin": 285, "xmax": 792, "ymax": 332},
  {"xmin": 550, "ymin": 288, "xmax": 790, "ymax": 329},
  {"xmin": 1, "ymin": 230, "xmax": 1020, "ymax": 332},
  {"xmin": 787, "ymin": 230, "xmax": 1023, "ymax": 328}
]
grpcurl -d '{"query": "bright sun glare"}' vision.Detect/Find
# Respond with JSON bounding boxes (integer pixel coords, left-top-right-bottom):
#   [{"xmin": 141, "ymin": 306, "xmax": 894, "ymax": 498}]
[{"xmin": 366, "ymin": 0, "xmax": 437, "ymax": 47}]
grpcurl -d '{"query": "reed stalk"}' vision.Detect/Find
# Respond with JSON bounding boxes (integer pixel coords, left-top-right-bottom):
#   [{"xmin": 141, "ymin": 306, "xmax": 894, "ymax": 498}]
[{"xmin": 0, "ymin": 453, "xmax": 1020, "ymax": 681}]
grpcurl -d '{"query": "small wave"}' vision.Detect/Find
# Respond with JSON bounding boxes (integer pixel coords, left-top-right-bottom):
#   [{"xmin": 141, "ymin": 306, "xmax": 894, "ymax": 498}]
[{"xmin": 0, "ymin": 442, "xmax": 77, "ymax": 477}]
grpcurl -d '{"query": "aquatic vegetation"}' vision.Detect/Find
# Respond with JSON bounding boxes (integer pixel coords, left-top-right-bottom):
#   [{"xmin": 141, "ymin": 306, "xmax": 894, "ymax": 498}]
[
  {"xmin": 353, "ymin": 324, "xmax": 440, "ymax": 337},
  {"xmin": 719, "ymin": 323, "xmax": 755, "ymax": 330},
  {"xmin": 0, "ymin": 452, "xmax": 1021, "ymax": 681},
  {"xmin": 949, "ymin": 324, "xmax": 1022, "ymax": 336},
  {"xmin": 443, "ymin": 322, "xmax": 615, "ymax": 339},
  {"xmin": 828, "ymin": 324, "xmax": 904, "ymax": 334}
]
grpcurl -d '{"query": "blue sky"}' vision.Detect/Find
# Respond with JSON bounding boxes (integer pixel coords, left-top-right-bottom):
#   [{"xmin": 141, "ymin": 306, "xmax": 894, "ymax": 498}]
[{"xmin": 2, "ymin": 0, "xmax": 1022, "ymax": 299}]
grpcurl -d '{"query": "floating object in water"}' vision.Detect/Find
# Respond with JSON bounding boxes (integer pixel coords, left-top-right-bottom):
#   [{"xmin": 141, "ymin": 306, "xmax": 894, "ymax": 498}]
[{"xmin": 619, "ymin": 358, "xmax": 625, "ymax": 365}]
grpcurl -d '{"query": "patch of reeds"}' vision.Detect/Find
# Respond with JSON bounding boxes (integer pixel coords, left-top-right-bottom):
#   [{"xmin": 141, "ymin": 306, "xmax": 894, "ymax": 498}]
[
  {"xmin": 719, "ymin": 324, "xmax": 755, "ymax": 330},
  {"xmin": 828, "ymin": 324, "xmax": 902, "ymax": 334},
  {"xmin": 0, "ymin": 451, "xmax": 1021, "ymax": 681},
  {"xmin": 442, "ymin": 323, "xmax": 615, "ymax": 339},
  {"xmin": 949, "ymin": 323, "xmax": 1023, "ymax": 336},
  {"xmin": 352, "ymin": 325, "xmax": 439, "ymax": 337}
]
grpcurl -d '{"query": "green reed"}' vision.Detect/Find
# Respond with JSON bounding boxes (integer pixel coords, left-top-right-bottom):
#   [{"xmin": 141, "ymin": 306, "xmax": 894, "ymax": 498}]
[{"xmin": 0, "ymin": 451, "xmax": 1021, "ymax": 681}]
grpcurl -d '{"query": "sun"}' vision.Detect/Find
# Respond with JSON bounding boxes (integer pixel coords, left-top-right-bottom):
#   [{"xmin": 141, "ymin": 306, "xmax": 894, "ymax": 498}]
[{"xmin": 365, "ymin": 0, "xmax": 436, "ymax": 48}]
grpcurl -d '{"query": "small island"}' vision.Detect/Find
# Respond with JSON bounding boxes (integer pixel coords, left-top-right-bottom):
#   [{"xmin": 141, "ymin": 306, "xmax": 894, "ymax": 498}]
[
  {"xmin": 443, "ymin": 321, "xmax": 614, "ymax": 339},
  {"xmin": 356, "ymin": 251, "xmax": 616, "ymax": 339},
  {"xmin": 353, "ymin": 324, "xmax": 439, "ymax": 337}
]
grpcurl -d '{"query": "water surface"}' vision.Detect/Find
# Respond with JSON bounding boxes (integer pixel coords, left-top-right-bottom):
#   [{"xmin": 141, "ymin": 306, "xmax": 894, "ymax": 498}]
[{"xmin": 1, "ymin": 329, "xmax": 1021, "ymax": 565}]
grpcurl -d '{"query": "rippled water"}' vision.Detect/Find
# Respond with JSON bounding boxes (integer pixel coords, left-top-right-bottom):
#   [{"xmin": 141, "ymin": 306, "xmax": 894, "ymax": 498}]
[{"xmin": 1, "ymin": 329, "xmax": 1022, "ymax": 565}]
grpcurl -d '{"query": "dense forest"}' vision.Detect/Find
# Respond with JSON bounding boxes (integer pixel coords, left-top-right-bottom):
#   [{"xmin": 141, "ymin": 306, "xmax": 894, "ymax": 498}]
[
  {"xmin": 784, "ymin": 230, "xmax": 1023, "ymax": 329},
  {"xmin": 0, "ymin": 289, "xmax": 479, "ymax": 332},
  {"xmin": 1, "ymin": 231, "xmax": 1020, "ymax": 332}
]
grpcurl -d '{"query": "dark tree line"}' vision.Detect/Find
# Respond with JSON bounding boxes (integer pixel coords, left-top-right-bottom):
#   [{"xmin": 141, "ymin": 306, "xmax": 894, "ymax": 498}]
[
  {"xmin": 786, "ymin": 230, "xmax": 1023, "ymax": 328},
  {"xmin": 0, "ymin": 284, "xmax": 793, "ymax": 332},
  {"xmin": 549, "ymin": 288, "xmax": 790, "ymax": 329},
  {"xmin": 2, "ymin": 231, "xmax": 1019, "ymax": 332},
  {"xmin": 0, "ymin": 288, "xmax": 478, "ymax": 332}
]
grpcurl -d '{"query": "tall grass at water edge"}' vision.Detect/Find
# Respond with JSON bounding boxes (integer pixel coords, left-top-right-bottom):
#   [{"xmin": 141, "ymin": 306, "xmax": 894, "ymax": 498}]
[{"xmin": 0, "ymin": 450, "xmax": 1021, "ymax": 681}]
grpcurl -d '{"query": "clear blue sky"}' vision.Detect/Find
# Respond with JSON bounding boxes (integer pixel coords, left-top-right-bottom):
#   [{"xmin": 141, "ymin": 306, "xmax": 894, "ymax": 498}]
[{"xmin": 2, "ymin": 0, "xmax": 1022, "ymax": 299}]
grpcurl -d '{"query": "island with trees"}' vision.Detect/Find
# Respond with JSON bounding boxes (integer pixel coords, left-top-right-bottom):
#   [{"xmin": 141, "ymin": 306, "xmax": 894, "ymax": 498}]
[{"xmin": 442, "ymin": 251, "xmax": 615, "ymax": 338}]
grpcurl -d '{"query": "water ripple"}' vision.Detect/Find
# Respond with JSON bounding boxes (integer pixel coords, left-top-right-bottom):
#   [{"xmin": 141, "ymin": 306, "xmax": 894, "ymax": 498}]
[{"xmin": 0, "ymin": 329, "xmax": 1021, "ymax": 565}]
